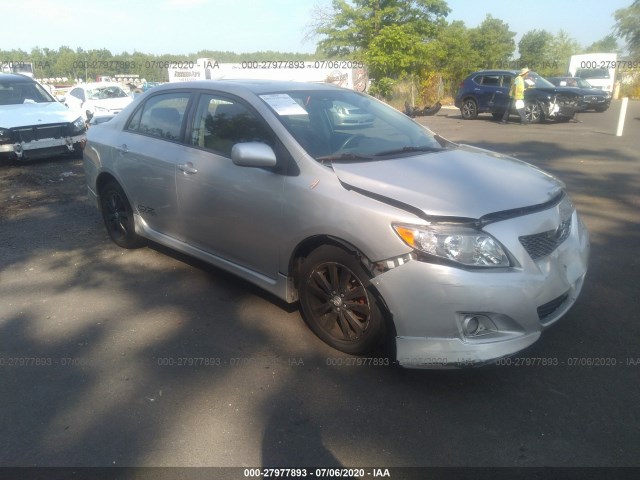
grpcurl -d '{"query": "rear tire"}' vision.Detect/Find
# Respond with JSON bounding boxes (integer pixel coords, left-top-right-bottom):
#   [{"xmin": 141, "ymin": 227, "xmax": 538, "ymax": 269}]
[
  {"xmin": 299, "ymin": 246, "xmax": 387, "ymax": 355},
  {"xmin": 99, "ymin": 181, "xmax": 143, "ymax": 249},
  {"xmin": 460, "ymin": 99, "xmax": 478, "ymax": 120}
]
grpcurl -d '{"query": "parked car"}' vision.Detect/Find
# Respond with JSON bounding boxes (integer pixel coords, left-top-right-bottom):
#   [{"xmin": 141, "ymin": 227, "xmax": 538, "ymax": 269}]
[
  {"xmin": 329, "ymin": 100, "xmax": 375, "ymax": 127},
  {"xmin": 455, "ymin": 70, "xmax": 582, "ymax": 123},
  {"xmin": 64, "ymin": 82, "xmax": 133, "ymax": 121},
  {"xmin": 84, "ymin": 80, "xmax": 589, "ymax": 368},
  {"xmin": 546, "ymin": 77, "xmax": 611, "ymax": 112},
  {"xmin": 0, "ymin": 73, "xmax": 86, "ymax": 161}
]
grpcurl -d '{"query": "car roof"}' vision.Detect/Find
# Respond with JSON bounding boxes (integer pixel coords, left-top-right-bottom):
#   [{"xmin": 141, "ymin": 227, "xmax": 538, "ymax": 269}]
[
  {"xmin": 150, "ymin": 79, "xmax": 349, "ymax": 96},
  {"xmin": 470, "ymin": 70, "xmax": 520, "ymax": 75},
  {"xmin": 0, "ymin": 72, "xmax": 36, "ymax": 83},
  {"xmin": 75, "ymin": 82, "xmax": 124, "ymax": 89}
]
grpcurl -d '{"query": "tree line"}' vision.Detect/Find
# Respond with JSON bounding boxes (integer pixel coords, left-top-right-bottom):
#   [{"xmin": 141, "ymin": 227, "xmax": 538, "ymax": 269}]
[
  {"xmin": 0, "ymin": 48, "xmax": 317, "ymax": 83},
  {"xmin": 1, "ymin": 0, "xmax": 638, "ymax": 100},
  {"xmin": 309, "ymin": 0, "xmax": 638, "ymax": 100}
]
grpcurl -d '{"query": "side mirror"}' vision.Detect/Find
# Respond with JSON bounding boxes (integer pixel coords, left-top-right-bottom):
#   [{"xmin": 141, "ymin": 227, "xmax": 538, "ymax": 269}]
[{"xmin": 231, "ymin": 142, "xmax": 277, "ymax": 168}]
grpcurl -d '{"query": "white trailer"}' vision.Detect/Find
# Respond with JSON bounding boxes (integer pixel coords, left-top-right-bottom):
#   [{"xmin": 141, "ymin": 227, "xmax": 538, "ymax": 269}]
[
  {"xmin": 1, "ymin": 61, "xmax": 34, "ymax": 78},
  {"xmin": 168, "ymin": 58, "xmax": 368, "ymax": 92},
  {"xmin": 568, "ymin": 53, "xmax": 617, "ymax": 95}
]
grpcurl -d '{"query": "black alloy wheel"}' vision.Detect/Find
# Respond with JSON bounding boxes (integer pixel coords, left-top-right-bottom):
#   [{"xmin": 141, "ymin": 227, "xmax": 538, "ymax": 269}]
[{"xmin": 299, "ymin": 246, "xmax": 386, "ymax": 355}]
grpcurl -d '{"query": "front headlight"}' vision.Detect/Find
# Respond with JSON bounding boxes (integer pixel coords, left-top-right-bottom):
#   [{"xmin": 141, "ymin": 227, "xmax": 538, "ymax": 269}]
[
  {"xmin": 70, "ymin": 117, "xmax": 86, "ymax": 134},
  {"xmin": 0, "ymin": 127, "xmax": 11, "ymax": 143},
  {"xmin": 393, "ymin": 224, "xmax": 511, "ymax": 268}
]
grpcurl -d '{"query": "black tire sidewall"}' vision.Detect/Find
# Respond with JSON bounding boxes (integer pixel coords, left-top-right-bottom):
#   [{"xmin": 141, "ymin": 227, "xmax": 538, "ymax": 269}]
[{"xmin": 99, "ymin": 181, "xmax": 141, "ymax": 249}]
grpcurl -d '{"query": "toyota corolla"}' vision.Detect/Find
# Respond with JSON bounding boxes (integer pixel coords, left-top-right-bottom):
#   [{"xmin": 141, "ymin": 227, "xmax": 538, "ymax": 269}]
[{"xmin": 83, "ymin": 80, "xmax": 589, "ymax": 368}]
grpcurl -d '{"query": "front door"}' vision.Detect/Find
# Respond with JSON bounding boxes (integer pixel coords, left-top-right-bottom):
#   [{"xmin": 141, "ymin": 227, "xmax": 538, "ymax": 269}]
[{"xmin": 176, "ymin": 92, "xmax": 287, "ymax": 279}]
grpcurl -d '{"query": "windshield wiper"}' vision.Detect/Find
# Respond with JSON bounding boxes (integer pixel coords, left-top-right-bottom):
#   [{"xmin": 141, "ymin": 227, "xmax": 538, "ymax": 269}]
[
  {"xmin": 372, "ymin": 146, "xmax": 445, "ymax": 157},
  {"xmin": 316, "ymin": 153, "xmax": 374, "ymax": 164}
]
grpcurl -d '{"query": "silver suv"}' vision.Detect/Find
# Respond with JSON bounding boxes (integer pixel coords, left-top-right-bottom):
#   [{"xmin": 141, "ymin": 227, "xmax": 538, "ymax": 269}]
[{"xmin": 84, "ymin": 80, "xmax": 589, "ymax": 368}]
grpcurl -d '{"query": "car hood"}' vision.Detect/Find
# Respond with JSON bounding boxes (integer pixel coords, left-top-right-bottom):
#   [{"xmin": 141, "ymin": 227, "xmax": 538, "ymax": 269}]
[
  {"xmin": 0, "ymin": 101, "xmax": 79, "ymax": 128},
  {"xmin": 527, "ymin": 86, "xmax": 581, "ymax": 97},
  {"xmin": 332, "ymin": 145, "xmax": 564, "ymax": 219},
  {"xmin": 550, "ymin": 86, "xmax": 607, "ymax": 96},
  {"xmin": 86, "ymin": 97, "xmax": 132, "ymax": 111}
]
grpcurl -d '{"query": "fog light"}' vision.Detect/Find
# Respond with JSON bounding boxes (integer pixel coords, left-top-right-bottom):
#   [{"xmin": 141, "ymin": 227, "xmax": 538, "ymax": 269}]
[
  {"xmin": 462, "ymin": 314, "xmax": 497, "ymax": 337},
  {"xmin": 463, "ymin": 315, "xmax": 480, "ymax": 335}
]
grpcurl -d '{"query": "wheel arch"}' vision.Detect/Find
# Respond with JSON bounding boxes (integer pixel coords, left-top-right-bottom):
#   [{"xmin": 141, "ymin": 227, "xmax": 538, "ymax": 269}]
[
  {"xmin": 95, "ymin": 171, "xmax": 120, "ymax": 195},
  {"xmin": 287, "ymin": 235, "xmax": 398, "ymax": 344},
  {"xmin": 288, "ymin": 235, "xmax": 369, "ymax": 288}
]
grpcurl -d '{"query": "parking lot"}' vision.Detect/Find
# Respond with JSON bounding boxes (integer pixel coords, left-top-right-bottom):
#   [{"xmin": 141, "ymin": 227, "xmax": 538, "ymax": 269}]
[{"xmin": 1, "ymin": 100, "xmax": 639, "ymax": 473}]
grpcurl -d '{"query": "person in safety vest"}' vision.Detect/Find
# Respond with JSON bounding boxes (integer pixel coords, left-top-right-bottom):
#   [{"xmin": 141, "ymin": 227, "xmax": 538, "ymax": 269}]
[{"xmin": 501, "ymin": 67, "xmax": 530, "ymax": 125}]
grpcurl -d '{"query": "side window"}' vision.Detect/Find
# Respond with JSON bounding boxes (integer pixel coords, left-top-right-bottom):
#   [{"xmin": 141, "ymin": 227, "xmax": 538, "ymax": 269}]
[
  {"xmin": 501, "ymin": 75, "xmax": 513, "ymax": 88},
  {"xmin": 70, "ymin": 88, "xmax": 85, "ymax": 101},
  {"xmin": 190, "ymin": 94, "xmax": 274, "ymax": 157},
  {"xmin": 480, "ymin": 75, "xmax": 500, "ymax": 86},
  {"xmin": 127, "ymin": 92, "xmax": 190, "ymax": 141}
]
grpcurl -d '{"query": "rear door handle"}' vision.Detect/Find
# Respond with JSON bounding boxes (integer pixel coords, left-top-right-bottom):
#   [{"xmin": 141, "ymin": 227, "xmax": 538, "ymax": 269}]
[
  {"xmin": 178, "ymin": 163, "xmax": 198, "ymax": 174},
  {"xmin": 115, "ymin": 144, "xmax": 128, "ymax": 154}
]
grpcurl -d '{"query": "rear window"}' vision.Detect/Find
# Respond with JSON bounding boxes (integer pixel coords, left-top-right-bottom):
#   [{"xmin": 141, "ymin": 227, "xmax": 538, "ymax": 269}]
[
  {"xmin": 126, "ymin": 92, "xmax": 191, "ymax": 141},
  {"xmin": 480, "ymin": 75, "xmax": 501, "ymax": 86}
]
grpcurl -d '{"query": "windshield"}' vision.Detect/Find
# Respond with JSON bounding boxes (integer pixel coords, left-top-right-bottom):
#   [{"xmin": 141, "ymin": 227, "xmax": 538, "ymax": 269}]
[
  {"xmin": 524, "ymin": 72, "xmax": 556, "ymax": 89},
  {"xmin": 0, "ymin": 81, "xmax": 55, "ymax": 105},
  {"xmin": 259, "ymin": 89, "xmax": 450, "ymax": 161},
  {"xmin": 86, "ymin": 85, "xmax": 129, "ymax": 100},
  {"xmin": 576, "ymin": 78, "xmax": 593, "ymax": 88},
  {"xmin": 576, "ymin": 68, "xmax": 610, "ymax": 80}
]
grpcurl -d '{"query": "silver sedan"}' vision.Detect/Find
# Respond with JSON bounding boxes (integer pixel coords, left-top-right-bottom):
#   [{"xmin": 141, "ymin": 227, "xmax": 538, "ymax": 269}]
[{"xmin": 83, "ymin": 80, "xmax": 589, "ymax": 368}]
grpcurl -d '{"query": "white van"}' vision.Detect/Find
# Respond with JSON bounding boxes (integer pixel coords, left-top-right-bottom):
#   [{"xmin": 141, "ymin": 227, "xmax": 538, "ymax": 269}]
[{"xmin": 568, "ymin": 53, "xmax": 617, "ymax": 95}]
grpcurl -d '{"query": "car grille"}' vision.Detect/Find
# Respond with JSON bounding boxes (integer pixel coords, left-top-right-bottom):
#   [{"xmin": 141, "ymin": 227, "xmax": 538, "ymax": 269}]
[
  {"xmin": 519, "ymin": 217, "xmax": 572, "ymax": 260},
  {"xmin": 537, "ymin": 292, "xmax": 569, "ymax": 323},
  {"xmin": 556, "ymin": 95, "xmax": 578, "ymax": 107},
  {"xmin": 584, "ymin": 95, "xmax": 604, "ymax": 103},
  {"xmin": 11, "ymin": 123, "xmax": 68, "ymax": 143}
]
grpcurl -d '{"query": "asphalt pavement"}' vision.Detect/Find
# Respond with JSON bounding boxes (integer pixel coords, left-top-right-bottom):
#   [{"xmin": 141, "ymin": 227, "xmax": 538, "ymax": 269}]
[{"xmin": 0, "ymin": 100, "xmax": 638, "ymax": 477}]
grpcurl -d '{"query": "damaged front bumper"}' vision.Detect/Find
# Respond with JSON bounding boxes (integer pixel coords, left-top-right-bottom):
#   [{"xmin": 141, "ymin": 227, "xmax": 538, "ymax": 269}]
[
  {"xmin": 0, "ymin": 134, "xmax": 86, "ymax": 160},
  {"xmin": 370, "ymin": 207, "xmax": 590, "ymax": 369}
]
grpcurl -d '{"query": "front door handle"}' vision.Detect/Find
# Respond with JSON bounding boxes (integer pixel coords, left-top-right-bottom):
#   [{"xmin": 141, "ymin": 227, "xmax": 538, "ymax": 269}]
[
  {"xmin": 178, "ymin": 163, "xmax": 198, "ymax": 174},
  {"xmin": 115, "ymin": 144, "xmax": 128, "ymax": 154}
]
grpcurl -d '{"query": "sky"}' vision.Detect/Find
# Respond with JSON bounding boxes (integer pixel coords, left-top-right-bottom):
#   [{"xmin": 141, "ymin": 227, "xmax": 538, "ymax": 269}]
[{"xmin": 0, "ymin": 0, "xmax": 633, "ymax": 56}]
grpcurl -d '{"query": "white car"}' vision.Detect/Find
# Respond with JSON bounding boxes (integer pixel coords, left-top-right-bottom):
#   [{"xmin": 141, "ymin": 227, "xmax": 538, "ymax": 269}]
[
  {"xmin": 64, "ymin": 82, "xmax": 133, "ymax": 120},
  {"xmin": 0, "ymin": 73, "xmax": 86, "ymax": 161}
]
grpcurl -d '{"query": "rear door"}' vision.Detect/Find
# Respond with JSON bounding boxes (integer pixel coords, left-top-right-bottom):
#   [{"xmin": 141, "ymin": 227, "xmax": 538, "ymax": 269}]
[
  {"xmin": 473, "ymin": 74, "xmax": 501, "ymax": 110},
  {"xmin": 115, "ymin": 91, "xmax": 193, "ymax": 240},
  {"xmin": 494, "ymin": 74, "xmax": 513, "ymax": 111}
]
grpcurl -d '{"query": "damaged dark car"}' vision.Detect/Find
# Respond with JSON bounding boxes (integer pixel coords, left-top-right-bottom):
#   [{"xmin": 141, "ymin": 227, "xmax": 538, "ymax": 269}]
[{"xmin": 455, "ymin": 70, "xmax": 582, "ymax": 123}]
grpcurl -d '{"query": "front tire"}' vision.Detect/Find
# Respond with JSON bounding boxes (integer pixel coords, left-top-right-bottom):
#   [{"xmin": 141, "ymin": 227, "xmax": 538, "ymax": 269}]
[
  {"xmin": 299, "ymin": 246, "xmax": 387, "ymax": 355},
  {"xmin": 99, "ymin": 181, "xmax": 143, "ymax": 249},
  {"xmin": 525, "ymin": 101, "xmax": 543, "ymax": 123},
  {"xmin": 460, "ymin": 98, "xmax": 478, "ymax": 120}
]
